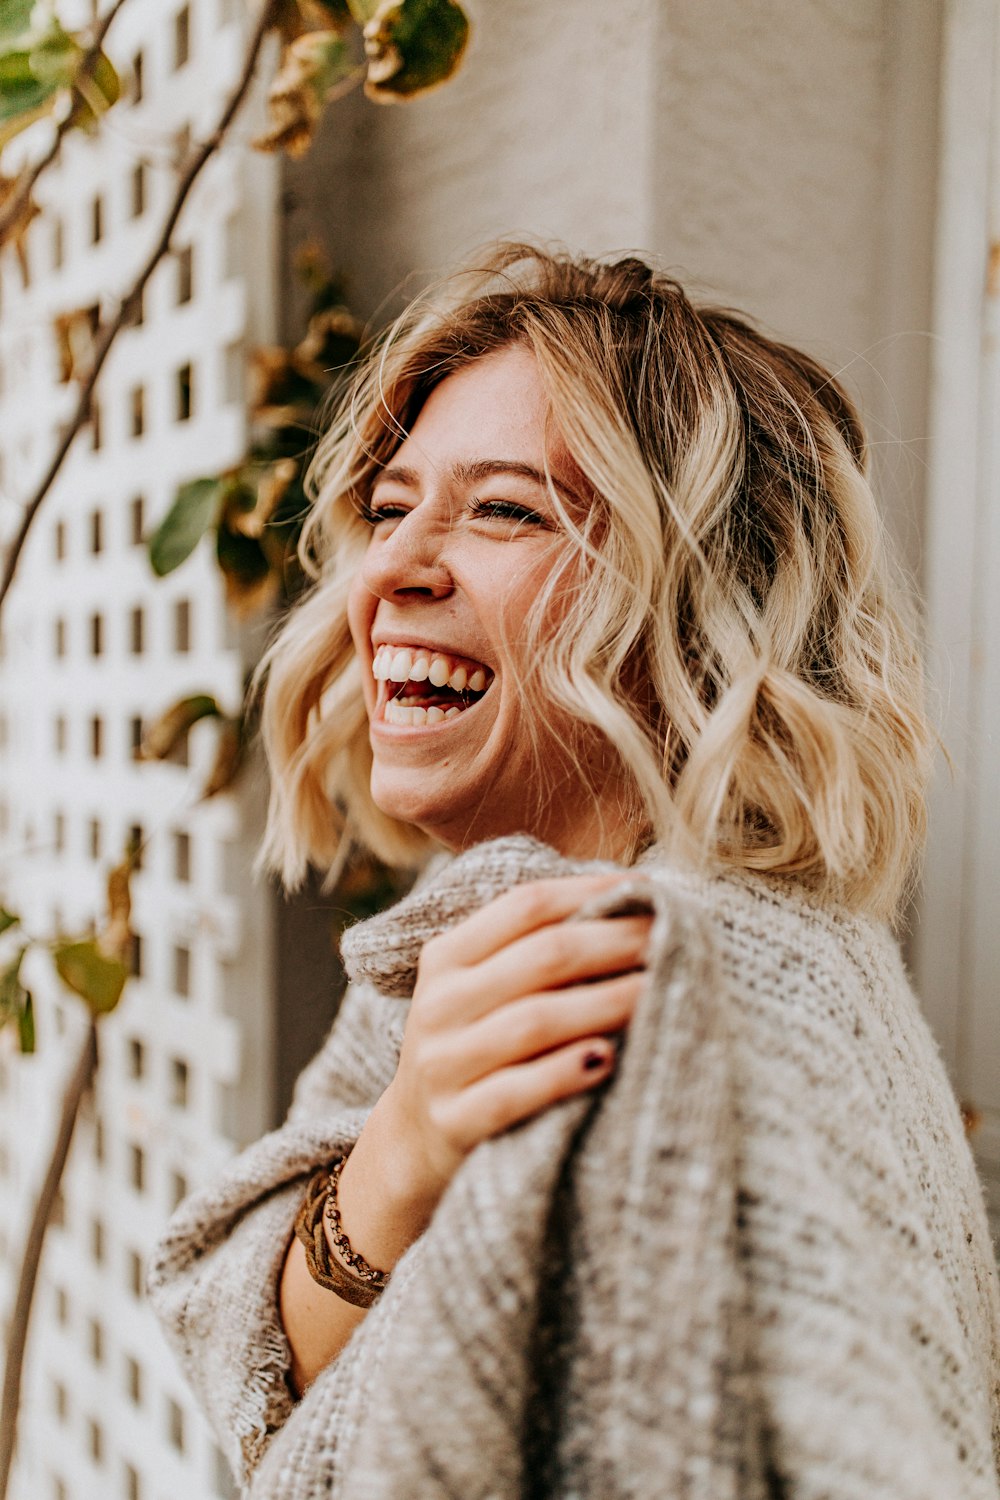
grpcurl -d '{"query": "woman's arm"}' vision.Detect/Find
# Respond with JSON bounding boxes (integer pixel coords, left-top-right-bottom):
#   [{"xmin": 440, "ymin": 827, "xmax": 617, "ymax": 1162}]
[
  {"xmin": 280, "ymin": 1085, "xmax": 439, "ymax": 1393},
  {"xmin": 280, "ymin": 874, "xmax": 650, "ymax": 1392},
  {"xmin": 146, "ymin": 981, "xmax": 403, "ymax": 1485}
]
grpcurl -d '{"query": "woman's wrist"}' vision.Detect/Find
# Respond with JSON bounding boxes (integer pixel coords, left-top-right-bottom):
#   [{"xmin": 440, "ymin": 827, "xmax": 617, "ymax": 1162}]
[{"xmin": 330, "ymin": 1088, "xmax": 443, "ymax": 1274}]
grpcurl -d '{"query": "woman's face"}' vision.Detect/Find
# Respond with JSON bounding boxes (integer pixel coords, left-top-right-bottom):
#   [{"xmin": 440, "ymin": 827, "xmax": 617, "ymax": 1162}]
[{"xmin": 347, "ymin": 344, "xmax": 628, "ymax": 856}]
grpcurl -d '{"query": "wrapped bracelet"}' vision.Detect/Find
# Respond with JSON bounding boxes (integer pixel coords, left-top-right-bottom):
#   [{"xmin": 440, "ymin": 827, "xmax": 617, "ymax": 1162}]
[{"xmin": 294, "ymin": 1156, "xmax": 390, "ymax": 1309}]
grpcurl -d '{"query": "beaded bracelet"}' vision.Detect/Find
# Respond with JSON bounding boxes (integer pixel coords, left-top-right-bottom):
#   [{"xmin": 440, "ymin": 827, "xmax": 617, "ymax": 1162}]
[{"xmin": 293, "ymin": 1156, "xmax": 390, "ymax": 1309}]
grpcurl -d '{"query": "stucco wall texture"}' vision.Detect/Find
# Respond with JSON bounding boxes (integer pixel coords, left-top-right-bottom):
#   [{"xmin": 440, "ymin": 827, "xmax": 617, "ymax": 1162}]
[{"xmin": 287, "ymin": 0, "xmax": 939, "ymax": 567}]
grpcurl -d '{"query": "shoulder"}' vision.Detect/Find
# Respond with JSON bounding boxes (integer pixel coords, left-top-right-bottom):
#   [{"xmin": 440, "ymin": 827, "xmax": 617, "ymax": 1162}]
[{"xmin": 637, "ymin": 848, "xmax": 911, "ymax": 1032}]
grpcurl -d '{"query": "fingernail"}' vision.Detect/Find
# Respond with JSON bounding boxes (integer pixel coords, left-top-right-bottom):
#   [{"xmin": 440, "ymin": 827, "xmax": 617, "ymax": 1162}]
[{"xmin": 583, "ymin": 1048, "xmax": 614, "ymax": 1073}]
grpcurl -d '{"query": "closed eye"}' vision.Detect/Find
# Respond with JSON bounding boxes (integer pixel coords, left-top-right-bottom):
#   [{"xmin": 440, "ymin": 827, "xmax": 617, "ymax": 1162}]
[
  {"xmin": 468, "ymin": 498, "xmax": 549, "ymax": 526},
  {"xmin": 359, "ymin": 500, "xmax": 408, "ymax": 526},
  {"xmin": 358, "ymin": 497, "xmax": 551, "ymax": 528}
]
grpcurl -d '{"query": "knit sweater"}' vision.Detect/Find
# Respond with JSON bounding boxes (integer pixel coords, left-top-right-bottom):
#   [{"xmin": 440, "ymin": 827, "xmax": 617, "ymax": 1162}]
[{"xmin": 147, "ymin": 835, "xmax": 1000, "ymax": 1499}]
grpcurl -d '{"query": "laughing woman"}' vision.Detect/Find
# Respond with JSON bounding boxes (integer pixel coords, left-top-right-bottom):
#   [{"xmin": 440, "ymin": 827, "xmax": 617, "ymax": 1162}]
[{"xmin": 148, "ymin": 245, "xmax": 1000, "ymax": 1500}]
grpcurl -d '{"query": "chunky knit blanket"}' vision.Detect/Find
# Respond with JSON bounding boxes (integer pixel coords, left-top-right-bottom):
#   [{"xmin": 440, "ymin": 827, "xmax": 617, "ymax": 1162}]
[{"xmin": 148, "ymin": 836, "xmax": 1000, "ymax": 1499}]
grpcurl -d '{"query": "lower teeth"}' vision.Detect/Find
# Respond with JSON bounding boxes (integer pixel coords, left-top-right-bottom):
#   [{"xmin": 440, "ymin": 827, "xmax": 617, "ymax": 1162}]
[{"xmin": 384, "ymin": 700, "xmax": 464, "ymax": 726}]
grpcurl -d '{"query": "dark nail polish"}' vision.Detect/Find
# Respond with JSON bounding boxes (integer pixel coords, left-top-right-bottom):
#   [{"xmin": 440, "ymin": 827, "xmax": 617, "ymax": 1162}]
[{"xmin": 583, "ymin": 1049, "xmax": 612, "ymax": 1072}]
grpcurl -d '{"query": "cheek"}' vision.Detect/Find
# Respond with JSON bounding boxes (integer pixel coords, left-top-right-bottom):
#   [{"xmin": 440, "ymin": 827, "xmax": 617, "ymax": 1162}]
[
  {"xmin": 347, "ymin": 573, "xmax": 374, "ymax": 653},
  {"xmin": 492, "ymin": 549, "xmax": 579, "ymax": 664}
]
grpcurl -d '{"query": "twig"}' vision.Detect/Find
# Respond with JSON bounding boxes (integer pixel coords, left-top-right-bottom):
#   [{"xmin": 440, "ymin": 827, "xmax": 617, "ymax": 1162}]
[
  {"xmin": 0, "ymin": 0, "xmax": 131, "ymax": 246},
  {"xmin": 0, "ymin": 1020, "xmax": 98, "ymax": 1500},
  {"xmin": 0, "ymin": 0, "xmax": 281, "ymax": 616}
]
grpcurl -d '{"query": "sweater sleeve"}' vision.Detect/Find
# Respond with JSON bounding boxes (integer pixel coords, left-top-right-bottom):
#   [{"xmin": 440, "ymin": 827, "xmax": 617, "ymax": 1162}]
[{"xmin": 145, "ymin": 980, "xmax": 405, "ymax": 1484}]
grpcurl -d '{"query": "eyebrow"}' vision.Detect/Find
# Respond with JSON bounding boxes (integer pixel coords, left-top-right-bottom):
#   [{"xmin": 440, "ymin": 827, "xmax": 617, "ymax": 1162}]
[{"xmin": 373, "ymin": 458, "xmax": 580, "ymax": 503}]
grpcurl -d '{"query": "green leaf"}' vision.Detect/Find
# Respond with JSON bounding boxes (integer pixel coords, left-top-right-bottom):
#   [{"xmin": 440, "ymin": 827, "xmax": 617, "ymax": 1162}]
[
  {"xmin": 0, "ymin": 944, "xmax": 26, "ymax": 1015},
  {"xmin": 148, "ymin": 477, "xmax": 226, "ymax": 576},
  {"xmin": 0, "ymin": 50, "xmax": 60, "ymax": 145},
  {"xmin": 361, "ymin": 0, "xmax": 470, "ymax": 102},
  {"xmin": 0, "ymin": 0, "xmax": 36, "ymax": 50},
  {"xmin": 0, "ymin": 905, "xmax": 19, "ymax": 936},
  {"xmin": 17, "ymin": 990, "xmax": 34, "ymax": 1053},
  {"xmin": 0, "ymin": 944, "xmax": 33, "ymax": 1051},
  {"xmin": 69, "ymin": 45, "xmax": 120, "ymax": 131},
  {"xmin": 27, "ymin": 27, "xmax": 79, "ymax": 88},
  {"xmin": 346, "ymin": 0, "xmax": 378, "ymax": 21},
  {"xmin": 0, "ymin": 7, "xmax": 83, "ymax": 147},
  {"xmin": 216, "ymin": 520, "xmax": 276, "ymax": 615},
  {"xmin": 52, "ymin": 939, "xmax": 128, "ymax": 1016}
]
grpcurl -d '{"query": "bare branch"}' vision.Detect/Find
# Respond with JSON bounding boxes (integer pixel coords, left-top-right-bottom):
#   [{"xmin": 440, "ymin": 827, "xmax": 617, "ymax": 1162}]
[
  {"xmin": 0, "ymin": 1021, "xmax": 98, "ymax": 1500},
  {"xmin": 0, "ymin": 0, "xmax": 131, "ymax": 247},
  {"xmin": 0, "ymin": 0, "xmax": 281, "ymax": 616}
]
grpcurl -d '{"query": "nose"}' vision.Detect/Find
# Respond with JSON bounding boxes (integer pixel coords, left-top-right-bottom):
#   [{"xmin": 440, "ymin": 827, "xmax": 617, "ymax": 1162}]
[{"xmin": 360, "ymin": 508, "xmax": 454, "ymax": 603}]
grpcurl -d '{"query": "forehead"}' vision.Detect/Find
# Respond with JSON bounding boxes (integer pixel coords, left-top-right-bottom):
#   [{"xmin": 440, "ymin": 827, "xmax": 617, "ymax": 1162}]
[{"xmin": 389, "ymin": 345, "xmax": 552, "ymax": 472}]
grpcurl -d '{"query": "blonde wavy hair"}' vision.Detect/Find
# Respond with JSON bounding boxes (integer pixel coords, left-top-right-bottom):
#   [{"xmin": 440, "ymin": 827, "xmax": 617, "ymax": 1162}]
[{"xmin": 257, "ymin": 243, "xmax": 933, "ymax": 922}]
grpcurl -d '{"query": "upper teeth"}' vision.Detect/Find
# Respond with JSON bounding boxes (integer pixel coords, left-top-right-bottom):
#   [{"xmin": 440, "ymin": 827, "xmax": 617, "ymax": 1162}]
[{"xmin": 372, "ymin": 644, "xmax": 489, "ymax": 693}]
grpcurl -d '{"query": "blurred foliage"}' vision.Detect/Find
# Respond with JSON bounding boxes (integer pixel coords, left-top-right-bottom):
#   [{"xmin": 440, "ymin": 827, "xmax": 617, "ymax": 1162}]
[
  {"xmin": 147, "ymin": 244, "xmax": 363, "ymax": 619},
  {"xmin": 140, "ymin": 243, "xmax": 365, "ymax": 800},
  {"xmin": 0, "ymin": 844, "xmax": 136, "ymax": 1051},
  {"xmin": 255, "ymin": 0, "xmax": 470, "ymax": 155},
  {"xmin": 148, "ymin": 247, "xmax": 357, "ymax": 619},
  {"xmin": 139, "ymin": 692, "xmax": 247, "ymax": 803},
  {"xmin": 0, "ymin": 0, "xmax": 119, "ymax": 150},
  {"xmin": 0, "ymin": 0, "xmax": 470, "ymax": 251}
]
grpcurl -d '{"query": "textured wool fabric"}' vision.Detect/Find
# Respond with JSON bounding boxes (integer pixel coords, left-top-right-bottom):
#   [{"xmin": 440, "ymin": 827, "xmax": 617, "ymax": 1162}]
[{"xmin": 148, "ymin": 836, "xmax": 1000, "ymax": 1499}]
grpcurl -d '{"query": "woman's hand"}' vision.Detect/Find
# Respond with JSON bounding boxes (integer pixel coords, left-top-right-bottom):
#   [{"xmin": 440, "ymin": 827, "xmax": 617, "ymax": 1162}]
[
  {"xmin": 378, "ymin": 874, "xmax": 651, "ymax": 1211},
  {"xmin": 282, "ymin": 873, "xmax": 650, "ymax": 1393}
]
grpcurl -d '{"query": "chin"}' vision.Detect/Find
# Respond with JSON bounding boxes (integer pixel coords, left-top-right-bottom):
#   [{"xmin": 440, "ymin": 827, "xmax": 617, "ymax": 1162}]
[
  {"xmin": 370, "ymin": 780, "xmax": 522, "ymax": 853},
  {"xmin": 370, "ymin": 774, "xmax": 459, "ymax": 838}
]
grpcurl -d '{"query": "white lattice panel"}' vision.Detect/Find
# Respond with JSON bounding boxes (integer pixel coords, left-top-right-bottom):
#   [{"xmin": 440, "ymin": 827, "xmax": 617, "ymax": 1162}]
[{"xmin": 0, "ymin": 3, "xmax": 276, "ymax": 1498}]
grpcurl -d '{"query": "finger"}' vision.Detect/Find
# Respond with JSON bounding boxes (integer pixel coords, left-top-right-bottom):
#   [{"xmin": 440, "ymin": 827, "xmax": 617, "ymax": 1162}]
[
  {"xmin": 454, "ymin": 915, "xmax": 652, "ymax": 1021},
  {"xmin": 453, "ymin": 972, "xmax": 642, "ymax": 1083},
  {"xmin": 427, "ymin": 874, "xmax": 632, "ymax": 969},
  {"xmin": 445, "ymin": 1035, "xmax": 619, "ymax": 1150}
]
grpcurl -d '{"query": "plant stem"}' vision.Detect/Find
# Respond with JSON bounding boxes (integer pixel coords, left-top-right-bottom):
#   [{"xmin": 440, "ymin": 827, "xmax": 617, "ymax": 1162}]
[
  {"xmin": 0, "ymin": 1020, "xmax": 98, "ymax": 1500},
  {"xmin": 0, "ymin": 0, "xmax": 281, "ymax": 617},
  {"xmin": 0, "ymin": 0, "xmax": 132, "ymax": 247}
]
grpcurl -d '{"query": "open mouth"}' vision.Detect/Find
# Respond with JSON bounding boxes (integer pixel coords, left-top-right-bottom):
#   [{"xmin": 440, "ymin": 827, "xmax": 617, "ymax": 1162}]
[{"xmin": 372, "ymin": 643, "xmax": 494, "ymax": 726}]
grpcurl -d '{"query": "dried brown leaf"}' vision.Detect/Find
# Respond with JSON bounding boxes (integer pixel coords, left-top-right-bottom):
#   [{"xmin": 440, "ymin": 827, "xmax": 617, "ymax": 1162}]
[
  {"xmin": 100, "ymin": 848, "xmax": 134, "ymax": 964},
  {"xmin": 52, "ymin": 304, "xmax": 100, "ymax": 383},
  {"xmin": 200, "ymin": 717, "xmax": 245, "ymax": 799},
  {"xmin": 295, "ymin": 305, "xmax": 364, "ymax": 366},
  {"xmin": 140, "ymin": 694, "xmax": 221, "ymax": 761},
  {"xmin": 230, "ymin": 459, "xmax": 299, "ymax": 539},
  {"xmin": 0, "ymin": 171, "xmax": 39, "ymax": 275},
  {"xmin": 272, "ymin": 0, "xmax": 353, "ymax": 42},
  {"xmin": 253, "ymin": 29, "xmax": 358, "ymax": 158}
]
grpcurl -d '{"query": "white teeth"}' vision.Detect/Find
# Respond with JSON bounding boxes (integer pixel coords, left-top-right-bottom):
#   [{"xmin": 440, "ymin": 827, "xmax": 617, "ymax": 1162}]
[
  {"xmin": 428, "ymin": 655, "xmax": 450, "ymax": 688},
  {"xmin": 384, "ymin": 700, "xmax": 456, "ymax": 727},
  {"xmin": 385, "ymin": 700, "xmax": 420, "ymax": 725},
  {"xmin": 371, "ymin": 643, "xmax": 492, "ymax": 693},
  {"xmin": 382, "ymin": 698, "xmax": 467, "ymax": 726},
  {"xmin": 389, "ymin": 649, "xmax": 413, "ymax": 683}
]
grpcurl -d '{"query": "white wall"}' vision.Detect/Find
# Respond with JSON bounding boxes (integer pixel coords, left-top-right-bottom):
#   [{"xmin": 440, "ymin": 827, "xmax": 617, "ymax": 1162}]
[
  {"xmin": 289, "ymin": 0, "xmax": 940, "ymax": 574},
  {"xmin": 914, "ymin": 0, "xmax": 1000, "ymax": 1225}
]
